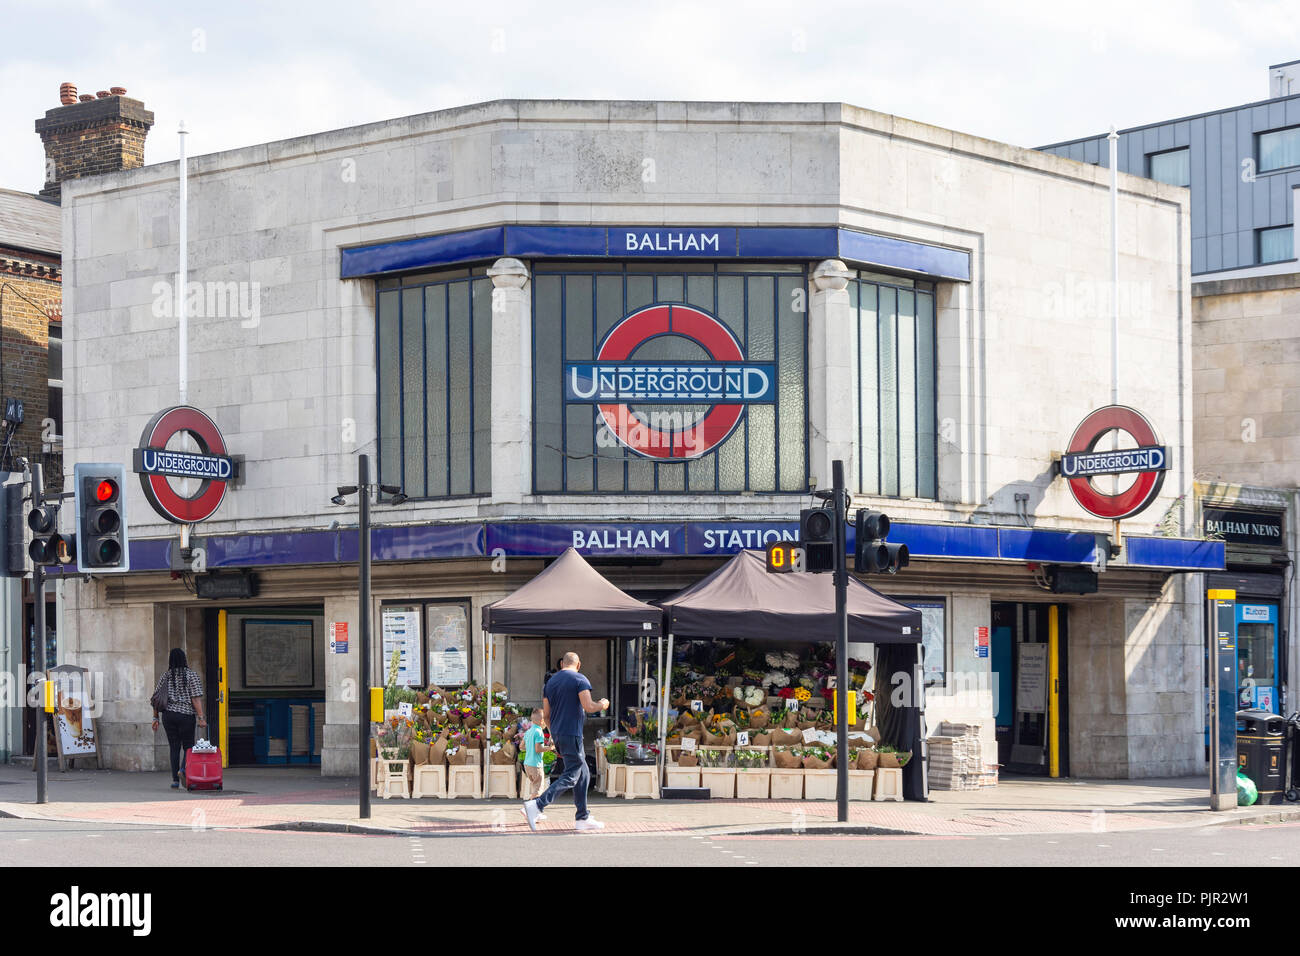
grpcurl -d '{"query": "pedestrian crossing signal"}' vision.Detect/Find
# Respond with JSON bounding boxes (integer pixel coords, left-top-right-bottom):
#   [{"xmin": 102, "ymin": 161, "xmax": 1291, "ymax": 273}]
[{"xmin": 765, "ymin": 541, "xmax": 805, "ymax": 573}]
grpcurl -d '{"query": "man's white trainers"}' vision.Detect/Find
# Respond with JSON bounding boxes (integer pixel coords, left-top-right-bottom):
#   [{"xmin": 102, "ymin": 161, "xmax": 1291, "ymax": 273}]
[
  {"xmin": 521, "ymin": 800, "xmax": 542, "ymax": 831},
  {"xmin": 575, "ymin": 817, "xmax": 605, "ymax": 831}
]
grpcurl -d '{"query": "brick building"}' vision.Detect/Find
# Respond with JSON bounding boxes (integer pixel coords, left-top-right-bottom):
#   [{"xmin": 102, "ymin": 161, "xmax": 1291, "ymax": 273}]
[
  {"xmin": 0, "ymin": 84, "xmax": 152, "ymax": 762},
  {"xmin": 0, "ymin": 188, "xmax": 59, "ymax": 475}
]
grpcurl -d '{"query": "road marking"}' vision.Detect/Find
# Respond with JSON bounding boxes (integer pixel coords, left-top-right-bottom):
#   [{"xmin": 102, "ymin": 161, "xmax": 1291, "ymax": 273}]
[
  {"xmin": 744, "ymin": 861, "xmax": 758, "ymax": 865},
  {"xmin": 1097, "ymin": 844, "xmax": 1110, "ymax": 848},
  {"xmin": 1047, "ymin": 840, "xmax": 1059, "ymax": 845},
  {"xmin": 1151, "ymin": 848, "xmax": 1165, "ymax": 852},
  {"xmin": 1212, "ymin": 852, "xmax": 1225, "ymax": 856}
]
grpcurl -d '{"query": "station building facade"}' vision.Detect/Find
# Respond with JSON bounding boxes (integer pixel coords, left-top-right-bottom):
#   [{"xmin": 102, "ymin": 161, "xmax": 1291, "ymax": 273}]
[{"xmin": 57, "ymin": 100, "xmax": 1218, "ymax": 779}]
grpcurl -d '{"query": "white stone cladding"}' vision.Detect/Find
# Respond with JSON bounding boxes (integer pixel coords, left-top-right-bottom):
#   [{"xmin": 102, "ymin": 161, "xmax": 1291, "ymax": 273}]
[{"xmin": 55, "ymin": 100, "xmax": 1201, "ymax": 777}]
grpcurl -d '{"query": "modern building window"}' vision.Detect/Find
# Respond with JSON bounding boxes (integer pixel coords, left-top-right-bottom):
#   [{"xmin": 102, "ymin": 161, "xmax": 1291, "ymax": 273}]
[
  {"xmin": 1258, "ymin": 127, "xmax": 1300, "ymax": 172},
  {"xmin": 46, "ymin": 323, "xmax": 62, "ymax": 444},
  {"xmin": 376, "ymin": 272, "xmax": 492, "ymax": 498},
  {"xmin": 532, "ymin": 264, "xmax": 808, "ymax": 494},
  {"xmin": 1258, "ymin": 225, "xmax": 1294, "ymax": 264},
  {"xmin": 1147, "ymin": 148, "xmax": 1190, "ymax": 187},
  {"xmin": 851, "ymin": 273, "xmax": 938, "ymax": 500}
]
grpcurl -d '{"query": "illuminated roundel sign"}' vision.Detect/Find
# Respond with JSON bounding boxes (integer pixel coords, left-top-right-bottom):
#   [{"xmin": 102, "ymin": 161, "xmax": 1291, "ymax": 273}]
[
  {"xmin": 1060, "ymin": 405, "xmax": 1169, "ymax": 521},
  {"xmin": 563, "ymin": 304, "xmax": 775, "ymax": 459},
  {"xmin": 132, "ymin": 406, "xmax": 237, "ymax": 524}
]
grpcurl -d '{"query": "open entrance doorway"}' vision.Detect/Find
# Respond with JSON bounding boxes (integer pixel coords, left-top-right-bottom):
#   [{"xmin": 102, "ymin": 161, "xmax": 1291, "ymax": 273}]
[
  {"xmin": 204, "ymin": 604, "xmax": 325, "ymax": 767},
  {"xmin": 991, "ymin": 601, "xmax": 1069, "ymax": 776}
]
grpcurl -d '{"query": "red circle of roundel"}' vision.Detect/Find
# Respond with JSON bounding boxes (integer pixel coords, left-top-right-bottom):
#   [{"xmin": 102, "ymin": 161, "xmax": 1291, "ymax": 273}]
[
  {"xmin": 1064, "ymin": 405, "xmax": 1166, "ymax": 520},
  {"xmin": 596, "ymin": 304, "xmax": 746, "ymax": 460},
  {"xmin": 138, "ymin": 405, "xmax": 229, "ymax": 523}
]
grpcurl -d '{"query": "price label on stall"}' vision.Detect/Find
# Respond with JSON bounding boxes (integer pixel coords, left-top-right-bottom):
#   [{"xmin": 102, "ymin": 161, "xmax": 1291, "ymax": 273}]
[
  {"xmin": 489, "ymin": 706, "xmax": 502, "ymax": 721},
  {"xmin": 681, "ymin": 736, "xmax": 697, "ymax": 751},
  {"xmin": 736, "ymin": 731, "xmax": 750, "ymax": 747},
  {"xmin": 787, "ymin": 699, "xmax": 799, "ymax": 713},
  {"xmin": 397, "ymin": 702, "xmax": 413, "ymax": 718},
  {"xmin": 691, "ymin": 700, "xmax": 704, "ymax": 713},
  {"xmin": 801, "ymin": 728, "xmax": 820, "ymax": 744}
]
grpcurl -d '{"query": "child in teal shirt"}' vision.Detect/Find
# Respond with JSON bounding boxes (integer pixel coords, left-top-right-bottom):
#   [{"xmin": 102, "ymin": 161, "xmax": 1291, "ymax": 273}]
[{"xmin": 521, "ymin": 708, "xmax": 548, "ymax": 803}]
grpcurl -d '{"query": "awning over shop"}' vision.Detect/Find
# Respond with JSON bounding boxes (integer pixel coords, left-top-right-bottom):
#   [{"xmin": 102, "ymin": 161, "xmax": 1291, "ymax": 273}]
[
  {"xmin": 657, "ymin": 549, "xmax": 922, "ymax": 643},
  {"xmin": 480, "ymin": 547, "xmax": 662, "ymax": 637}
]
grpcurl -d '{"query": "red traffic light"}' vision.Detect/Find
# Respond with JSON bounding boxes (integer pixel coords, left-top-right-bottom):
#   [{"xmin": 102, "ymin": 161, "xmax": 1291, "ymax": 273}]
[{"xmin": 95, "ymin": 479, "xmax": 117, "ymax": 503}]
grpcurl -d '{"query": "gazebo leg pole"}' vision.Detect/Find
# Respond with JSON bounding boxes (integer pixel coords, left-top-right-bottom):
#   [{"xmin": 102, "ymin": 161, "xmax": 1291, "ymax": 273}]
[
  {"xmin": 660, "ymin": 632, "xmax": 673, "ymax": 785},
  {"xmin": 483, "ymin": 630, "xmax": 491, "ymax": 798},
  {"xmin": 655, "ymin": 633, "xmax": 663, "ymax": 781}
]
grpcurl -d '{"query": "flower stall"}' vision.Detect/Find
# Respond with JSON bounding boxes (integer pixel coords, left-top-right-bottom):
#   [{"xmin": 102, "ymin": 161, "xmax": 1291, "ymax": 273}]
[
  {"xmin": 479, "ymin": 547, "xmax": 664, "ymax": 797},
  {"xmin": 655, "ymin": 549, "xmax": 925, "ymax": 800}
]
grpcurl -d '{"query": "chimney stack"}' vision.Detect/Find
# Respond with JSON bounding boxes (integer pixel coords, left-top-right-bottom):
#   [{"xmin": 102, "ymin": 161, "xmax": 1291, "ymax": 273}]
[{"xmin": 35, "ymin": 83, "xmax": 154, "ymax": 201}]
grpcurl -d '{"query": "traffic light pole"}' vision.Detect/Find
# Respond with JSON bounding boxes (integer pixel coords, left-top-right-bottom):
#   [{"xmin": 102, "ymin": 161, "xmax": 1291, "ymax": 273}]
[
  {"xmin": 31, "ymin": 463, "xmax": 46, "ymax": 805},
  {"xmin": 832, "ymin": 459, "xmax": 849, "ymax": 824}
]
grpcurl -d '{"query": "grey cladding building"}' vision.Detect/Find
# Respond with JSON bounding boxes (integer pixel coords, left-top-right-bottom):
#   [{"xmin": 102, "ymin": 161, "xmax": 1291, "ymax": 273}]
[{"xmin": 1040, "ymin": 60, "xmax": 1300, "ymax": 280}]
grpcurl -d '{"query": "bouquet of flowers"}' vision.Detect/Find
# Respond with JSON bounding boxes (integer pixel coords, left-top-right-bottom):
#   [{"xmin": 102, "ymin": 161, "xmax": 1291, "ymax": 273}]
[
  {"xmin": 375, "ymin": 715, "xmax": 413, "ymax": 760},
  {"xmin": 734, "ymin": 748, "xmax": 768, "ymax": 770},
  {"xmin": 697, "ymin": 748, "xmax": 732, "ymax": 769},
  {"xmin": 799, "ymin": 746, "xmax": 835, "ymax": 770}
]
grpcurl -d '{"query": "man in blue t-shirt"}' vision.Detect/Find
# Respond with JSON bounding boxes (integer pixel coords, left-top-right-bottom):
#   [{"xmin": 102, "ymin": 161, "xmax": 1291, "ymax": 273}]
[{"xmin": 522, "ymin": 651, "xmax": 609, "ymax": 831}]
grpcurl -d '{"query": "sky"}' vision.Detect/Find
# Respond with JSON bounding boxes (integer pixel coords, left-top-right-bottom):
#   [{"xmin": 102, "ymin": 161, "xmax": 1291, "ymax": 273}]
[{"xmin": 2, "ymin": 0, "xmax": 1300, "ymax": 194}]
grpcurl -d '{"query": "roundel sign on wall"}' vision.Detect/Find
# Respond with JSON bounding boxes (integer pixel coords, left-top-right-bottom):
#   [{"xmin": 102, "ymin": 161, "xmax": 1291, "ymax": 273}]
[
  {"xmin": 132, "ymin": 405, "xmax": 237, "ymax": 524},
  {"xmin": 1060, "ymin": 405, "xmax": 1169, "ymax": 521},
  {"xmin": 563, "ymin": 304, "xmax": 776, "ymax": 459}
]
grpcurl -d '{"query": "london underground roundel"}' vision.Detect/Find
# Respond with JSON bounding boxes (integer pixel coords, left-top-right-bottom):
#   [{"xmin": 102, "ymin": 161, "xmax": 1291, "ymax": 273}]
[
  {"xmin": 133, "ymin": 405, "xmax": 236, "ymax": 524},
  {"xmin": 563, "ymin": 304, "xmax": 776, "ymax": 459},
  {"xmin": 1060, "ymin": 405, "xmax": 1169, "ymax": 521}
]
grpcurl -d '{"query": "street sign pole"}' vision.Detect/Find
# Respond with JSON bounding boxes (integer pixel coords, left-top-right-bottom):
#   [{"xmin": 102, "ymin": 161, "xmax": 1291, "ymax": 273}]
[{"xmin": 833, "ymin": 459, "xmax": 849, "ymax": 824}]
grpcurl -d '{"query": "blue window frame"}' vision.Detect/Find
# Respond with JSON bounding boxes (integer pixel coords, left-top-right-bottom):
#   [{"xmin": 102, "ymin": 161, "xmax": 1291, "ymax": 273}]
[
  {"xmin": 376, "ymin": 270, "xmax": 492, "ymax": 498},
  {"xmin": 851, "ymin": 272, "xmax": 938, "ymax": 500},
  {"xmin": 532, "ymin": 263, "xmax": 808, "ymax": 493},
  {"xmin": 1147, "ymin": 148, "xmax": 1190, "ymax": 187},
  {"xmin": 1258, "ymin": 225, "xmax": 1294, "ymax": 264},
  {"xmin": 1258, "ymin": 126, "xmax": 1300, "ymax": 173}
]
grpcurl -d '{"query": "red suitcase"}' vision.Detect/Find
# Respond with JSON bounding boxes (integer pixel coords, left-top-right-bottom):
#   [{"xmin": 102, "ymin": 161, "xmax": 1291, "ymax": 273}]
[{"xmin": 183, "ymin": 747, "xmax": 223, "ymax": 791}]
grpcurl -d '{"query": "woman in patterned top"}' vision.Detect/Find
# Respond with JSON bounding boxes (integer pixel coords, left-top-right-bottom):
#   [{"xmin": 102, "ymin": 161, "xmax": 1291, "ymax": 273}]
[{"xmin": 151, "ymin": 649, "xmax": 208, "ymax": 789}]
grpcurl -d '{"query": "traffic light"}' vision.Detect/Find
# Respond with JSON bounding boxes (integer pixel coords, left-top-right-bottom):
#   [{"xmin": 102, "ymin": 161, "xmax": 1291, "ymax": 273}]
[
  {"xmin": 799, "ymin": 507, "xmax": 835, "ymax": 572},
  {"xmin": 27, "ymin": 500, "xmax": 63, "ymax": 566},
  {"xmin": 1, "ymin": 481, "xmax": 26, "ymax": 576},
  {"xmin": 74, "ymin": 463, "xmax": 130, "ymax": 573},
  {"xmin": 855, "ymin": 508, "xmax": 908, "ymax": 573}
]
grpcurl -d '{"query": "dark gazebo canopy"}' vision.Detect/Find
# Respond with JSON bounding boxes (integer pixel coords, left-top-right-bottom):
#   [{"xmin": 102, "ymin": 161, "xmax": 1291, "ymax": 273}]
[
  {"xmin": 481, "ymin": 547, "xmax": 662, "ymax": 637},
  {"xmin": 657, "ymin": 549, "xmax": 922, "ymax": 643}
]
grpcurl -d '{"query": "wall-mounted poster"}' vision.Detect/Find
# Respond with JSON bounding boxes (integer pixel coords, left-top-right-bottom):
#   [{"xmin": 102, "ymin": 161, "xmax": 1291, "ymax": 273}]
[
  {"xmin": 427, "ymin": 602, "xmax": 469, "ymax": 686},
  {"xmin": 1017, "ymin": 643, "xmax": 1048, "ymax": 714},
  {"xmin": 242, "ymin": 619, "xmax": 315, "ymax": 688},
  {"xmin": 381, "ymin": 606, "xmax": 423, "ymax": 686},
  {"xmin": 904, "ymin": 600, "xmax": 946, "ymax": 687}
]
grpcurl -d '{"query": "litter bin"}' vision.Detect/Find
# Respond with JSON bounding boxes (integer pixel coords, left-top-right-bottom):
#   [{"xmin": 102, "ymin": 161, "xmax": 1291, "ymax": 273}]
[{"xmin": 1236, "ymin": 710, "xmax": 1287, "ymax": 805}]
